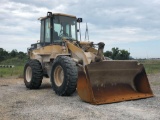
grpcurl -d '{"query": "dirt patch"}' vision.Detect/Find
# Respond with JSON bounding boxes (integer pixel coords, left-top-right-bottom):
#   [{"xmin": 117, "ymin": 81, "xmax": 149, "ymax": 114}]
[{"xmin": 0, "ymin": 73, "xmax": 160, "ymax": 120}]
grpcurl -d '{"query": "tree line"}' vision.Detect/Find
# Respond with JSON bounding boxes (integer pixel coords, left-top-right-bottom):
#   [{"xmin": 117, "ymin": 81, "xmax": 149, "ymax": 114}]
[
  {"xmin": 0, "ymin": 47, "xmax": 131, "ymax": 62},
  {"xmin": 0, "ymin": 48, "xmax": 27, "ymax": 62},
  {"xmin": 104, "ymin": 47, "xmax": 131, "ymax": 60}
]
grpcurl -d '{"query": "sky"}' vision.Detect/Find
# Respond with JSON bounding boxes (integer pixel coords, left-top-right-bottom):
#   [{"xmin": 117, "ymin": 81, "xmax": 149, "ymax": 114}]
[{"xmin": 0, "ymin": 0, "xmax": 160, "ymax": 58}]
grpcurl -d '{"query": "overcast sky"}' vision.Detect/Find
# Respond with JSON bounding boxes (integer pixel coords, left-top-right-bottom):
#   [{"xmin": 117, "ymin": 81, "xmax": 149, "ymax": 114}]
[{"xmin": 0, "ymin": 0, "xmax": 160, "ymax": 58}]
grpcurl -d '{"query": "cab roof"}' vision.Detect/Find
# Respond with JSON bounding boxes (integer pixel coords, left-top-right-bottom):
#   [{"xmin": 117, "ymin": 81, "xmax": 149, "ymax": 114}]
[{"xmin": 38, "ymin": 13, "xmax": 76, "ymax": 20}]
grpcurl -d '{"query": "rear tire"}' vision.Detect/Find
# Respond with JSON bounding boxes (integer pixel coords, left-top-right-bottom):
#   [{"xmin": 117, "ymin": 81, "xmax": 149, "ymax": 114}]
[
  {"xmin": 51, "ymin": 56, "xmax": 78, "ymax": 96},
  {"xmin": 24, "ymin": 60, "xmax": 43, "ymax": 89}
]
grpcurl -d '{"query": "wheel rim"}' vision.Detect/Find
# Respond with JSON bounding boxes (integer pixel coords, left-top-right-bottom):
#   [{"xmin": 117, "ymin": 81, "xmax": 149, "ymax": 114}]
[
  {"xmin": 26, "ymin": 66, "xmax": 32, "ymax": 82},
  {"xmin": 54, "ymin": 65, "xmax": 64, "ymax": 87}
]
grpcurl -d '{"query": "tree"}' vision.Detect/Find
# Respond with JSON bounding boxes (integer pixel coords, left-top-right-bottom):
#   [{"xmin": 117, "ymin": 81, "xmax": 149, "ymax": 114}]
[
  {"xmin": 0, "ymin": 48, "xmax": 9, "ymax": 62},
  {"xmin": 111, "ymin": 47, "xmax": 119, "ymax": 60},
  {"xmin": 0, "ymin": 48, "xmax": 28, "ymax": 62},
  {"xmin": 104, "ymin": 51, "xmax": 112, "ymax": 58},
  {"xmin": 17, "ymin": 51, "xmax": 27, "ymax": 59},
  {"xmin": 10, "ymin": 49, "xmax": 18, "ymax": 57},
  {"xmin": 104, "ymin": 47, "xmax": 130, "ymax": 60}
]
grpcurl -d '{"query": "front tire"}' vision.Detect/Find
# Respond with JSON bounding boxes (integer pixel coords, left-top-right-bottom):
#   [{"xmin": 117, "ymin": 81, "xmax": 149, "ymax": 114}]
[
  {"xmin": 51, "ymin": 56, "xmax": 78, "ymax": 96},
  {"xmin": 24, "ymin": 60, "xmax": 43, "ymax": 89}
]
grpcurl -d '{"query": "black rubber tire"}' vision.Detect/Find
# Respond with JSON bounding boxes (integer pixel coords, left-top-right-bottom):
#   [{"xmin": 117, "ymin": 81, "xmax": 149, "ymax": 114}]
[
  {"xmin": 24, "ymin": 59, "xmax": 43, "ymax": 89},
  {"xmin": 50, "ymin": 56, "xmax": 78, "ymax": 96}
]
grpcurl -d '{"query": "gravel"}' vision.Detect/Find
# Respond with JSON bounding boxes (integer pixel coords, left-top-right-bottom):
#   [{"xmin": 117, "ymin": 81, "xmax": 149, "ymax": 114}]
[{"xmin": 0, "ymin": 73, "xmax": 160, "ymax": 120}]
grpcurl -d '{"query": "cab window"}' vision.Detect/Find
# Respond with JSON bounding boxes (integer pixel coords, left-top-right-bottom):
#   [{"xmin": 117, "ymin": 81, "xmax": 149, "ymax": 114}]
[{"xmin": 45, "ymin": 18, "xmax": 51, "ymax": 43}]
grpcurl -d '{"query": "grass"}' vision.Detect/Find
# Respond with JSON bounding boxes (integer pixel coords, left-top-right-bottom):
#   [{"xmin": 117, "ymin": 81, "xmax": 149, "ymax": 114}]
[
  {"xmin": 0, "ymin": 57, "xmax": 27, "ymax": 66},
  {"xmin": 0, "ymin": 58, "xmax": 160, "ymax": 77},
  {"xmin": 0, "ymin": 57, "xmax": 27, "ymax": 78},
  {"xmin": 138, "ymin": 59, "xmax": 160, "ymax": 74},
  {"xmin": 0, "ymin": 66, "xmax": 24, "ymax": 78}
]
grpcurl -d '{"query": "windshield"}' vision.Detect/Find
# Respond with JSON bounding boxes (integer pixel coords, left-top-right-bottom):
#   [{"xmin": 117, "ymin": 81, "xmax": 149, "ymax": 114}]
[{"xmin": 53, "ymin": 16, "xmax": 77, "ymax": 42}]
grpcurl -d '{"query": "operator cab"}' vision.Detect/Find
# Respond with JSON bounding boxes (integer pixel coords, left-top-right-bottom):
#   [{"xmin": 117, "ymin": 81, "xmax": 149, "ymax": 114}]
[
  {"xmin": 29, "ymin": 12, "xmax": 82, "ymax": 50},
  {"xmin": 40, "ymin": 12, "xmax": 78, "ymax": 45}
]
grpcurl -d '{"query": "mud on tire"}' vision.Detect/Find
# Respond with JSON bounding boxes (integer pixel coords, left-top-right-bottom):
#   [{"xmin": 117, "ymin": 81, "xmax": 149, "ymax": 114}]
[
  {"xmin": 51, "ymin": 56, "xmax": 78, "ymax": 96},
  {"xmin": 24, "ymin": 59, "xmax": 43, "ymax": 89}
]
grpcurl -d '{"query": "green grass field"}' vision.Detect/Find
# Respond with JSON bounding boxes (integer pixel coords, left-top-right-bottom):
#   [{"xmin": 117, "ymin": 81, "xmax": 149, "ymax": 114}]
[
  {"xmin": 0, "ymin": 58, "xmax": 160, "ymax": 78},
  {"xmin": 139, "ymin": 59, "xmax": 160, "ymax": 74},
  {"xmin": 0, "ymin": 57, "xmax": 27, "ymax": 78},
  {"xmin": 0, "ymin": 66, "xmax": 24, "ymax": 78}
]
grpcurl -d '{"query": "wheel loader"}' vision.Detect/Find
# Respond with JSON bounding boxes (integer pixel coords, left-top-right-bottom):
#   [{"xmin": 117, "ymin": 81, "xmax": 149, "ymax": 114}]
[{"xmin": 24, "ymin": 12, "xmax": 153, "ymax": 104}]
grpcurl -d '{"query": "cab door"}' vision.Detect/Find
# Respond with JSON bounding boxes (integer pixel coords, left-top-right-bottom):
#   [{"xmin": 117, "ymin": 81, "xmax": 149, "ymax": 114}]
[{"xmin": 40, "ymin": 18, "xmax": 51, "ymax": 46}]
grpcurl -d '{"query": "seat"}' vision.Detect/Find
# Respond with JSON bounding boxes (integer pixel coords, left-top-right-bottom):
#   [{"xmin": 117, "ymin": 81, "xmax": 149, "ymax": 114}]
[{"xmin": 53, "ymin": 31, "xmax": 59, "ymax": 40}]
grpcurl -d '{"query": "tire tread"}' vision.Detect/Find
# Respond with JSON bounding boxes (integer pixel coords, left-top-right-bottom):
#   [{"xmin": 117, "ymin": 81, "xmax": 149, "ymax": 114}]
[
  {"xmin": 24, "ymin": 59, "xmax": 43, "ymax": 89},
  {"xmin": 51, "ymin": 56, "xmax": 78, "ymax": 96}
]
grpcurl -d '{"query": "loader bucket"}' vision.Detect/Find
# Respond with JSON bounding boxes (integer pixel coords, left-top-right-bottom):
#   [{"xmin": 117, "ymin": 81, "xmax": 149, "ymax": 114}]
[{"xmin": 77, "ymin": 60, "xmax": 153, "ymax": 105}]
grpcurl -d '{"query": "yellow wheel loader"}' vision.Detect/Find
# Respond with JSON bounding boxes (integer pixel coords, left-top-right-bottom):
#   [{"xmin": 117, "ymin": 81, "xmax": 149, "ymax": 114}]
[{"xmin": 24, "ymin": 12, "xmax": 153, "ymax": 104}]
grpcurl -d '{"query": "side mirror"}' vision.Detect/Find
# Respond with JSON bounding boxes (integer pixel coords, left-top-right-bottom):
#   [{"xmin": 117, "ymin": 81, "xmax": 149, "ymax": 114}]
[
  {"xmin": 77, "ymin": 18, "xmax": 83, "ymax": 22},
  {"xmin": 47, "ymin": 12, "xmax": 52, "ymax": 17}
]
